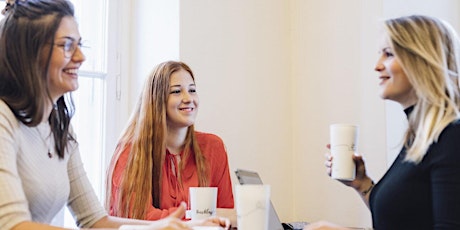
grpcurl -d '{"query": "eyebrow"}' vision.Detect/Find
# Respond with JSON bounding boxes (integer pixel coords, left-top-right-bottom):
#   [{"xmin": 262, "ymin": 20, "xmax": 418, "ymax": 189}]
[
  {"xmin": 55, "ymin": 36, "xmax": 82, "ymax": 42},
  {"xmin": 170, "ymin": 83, "xmax": 196, "ymax": 88},
  {"xmin": 382, "ymin": 47, "xmax": 391, "ymax": 52}
]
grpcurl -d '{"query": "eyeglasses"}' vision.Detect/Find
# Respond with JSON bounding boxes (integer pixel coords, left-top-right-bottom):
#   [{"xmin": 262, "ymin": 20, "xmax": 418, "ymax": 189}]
[{"xmin": 52, "ymin": 39, "xmax": 88, "ymax": 58}]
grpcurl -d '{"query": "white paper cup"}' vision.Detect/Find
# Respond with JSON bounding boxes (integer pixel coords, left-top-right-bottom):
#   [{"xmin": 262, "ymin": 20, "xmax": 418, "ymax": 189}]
[
  {"xmin": 189, "ymin": 187, "xmax": 217, "ymax": 220},
  {"xmin": 235, "ymin": 184, "xmax": 270, "ymax": 230},
  {"xmin": 330, "ymin": 124, "xmax": 358, "ymax": 181}
]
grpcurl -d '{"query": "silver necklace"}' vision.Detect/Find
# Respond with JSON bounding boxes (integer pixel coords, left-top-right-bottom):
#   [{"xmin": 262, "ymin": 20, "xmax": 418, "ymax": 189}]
[{"xmin": 36, "ymin": 126, "xmax": 53, "ymax": 158}]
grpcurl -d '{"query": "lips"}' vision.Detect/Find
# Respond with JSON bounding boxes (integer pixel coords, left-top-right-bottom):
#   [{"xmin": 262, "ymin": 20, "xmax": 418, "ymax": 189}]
[
  {"xmin": 64, "ymin": 68, "xmax": 79, "ymax": 75},
  {"xmin": 379, "ymin": 76, "xmax": 390, "ymax": 85},
  {"xmin": 179, "ymin": 107, "xmax": 194, "ymax": 112}
]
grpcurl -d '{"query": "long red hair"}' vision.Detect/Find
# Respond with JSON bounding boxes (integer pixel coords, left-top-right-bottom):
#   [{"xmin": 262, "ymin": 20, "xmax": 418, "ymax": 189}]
[{"xmin": 106, "ymin": 61, "xmax": 209, "ymax": 219}]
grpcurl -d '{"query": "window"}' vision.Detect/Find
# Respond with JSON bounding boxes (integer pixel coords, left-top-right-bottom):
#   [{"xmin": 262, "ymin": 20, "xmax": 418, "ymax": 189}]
[
  {"xmin": 71, "ymin": 0, "xmax": 108, "ymax": 200},
  {"xmin": 62, "ymin": 0, "xmax": 111, "ymax": 227}
]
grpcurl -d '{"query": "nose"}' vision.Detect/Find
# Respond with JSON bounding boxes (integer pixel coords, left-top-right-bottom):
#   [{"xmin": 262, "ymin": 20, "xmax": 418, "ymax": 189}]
[
  {"xmin": 71, "ymin": 46, "xmax": 86, "ymax": 63},
  {"xmin": 182, "ymin": 91, "xmax": 192, "ymax": 103},
  {"xmin": 374, "ymin": 58, "xmax": 385, "ymax": 72}
]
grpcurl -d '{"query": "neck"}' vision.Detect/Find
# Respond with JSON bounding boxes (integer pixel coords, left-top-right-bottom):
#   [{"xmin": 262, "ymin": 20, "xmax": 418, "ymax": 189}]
[
  {"xmin": 166, "ymin": 127, "xmax": 188, "ymax": 155},
  {"xmin": 42, "ymin": 100, "xmax": 54, "ymax": 123},
  {"xmin": 399, "ymin": 91, "xmax": 418, "ymax": 109}
]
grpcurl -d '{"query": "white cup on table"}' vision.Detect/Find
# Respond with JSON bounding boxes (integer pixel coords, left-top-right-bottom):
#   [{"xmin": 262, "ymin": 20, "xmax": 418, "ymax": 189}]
[
  {"xmin": 189, "ymin": 187, "xmax": 218, "ymax": 220},
  {"xmin": 235, "ymin": 184, "xmax": 270, "ymax": 230}
]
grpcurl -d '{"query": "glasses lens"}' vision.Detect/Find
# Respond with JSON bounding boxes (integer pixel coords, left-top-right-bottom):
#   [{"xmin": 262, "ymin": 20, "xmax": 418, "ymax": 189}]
[{"xmin": 64, "ymin": 40, "xmax": 75, "ymax": 57}]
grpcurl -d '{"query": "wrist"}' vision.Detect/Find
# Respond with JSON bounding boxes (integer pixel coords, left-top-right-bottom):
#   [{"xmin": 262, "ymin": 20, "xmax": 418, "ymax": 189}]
[{"xmin": 359, "ymin": 179, "xmax": 375, "ymax": 196}]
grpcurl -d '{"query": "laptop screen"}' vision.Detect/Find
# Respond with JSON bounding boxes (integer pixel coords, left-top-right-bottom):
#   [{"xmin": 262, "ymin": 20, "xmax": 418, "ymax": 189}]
[{"xmin": 235, "ymin": 169, "xmax": 264, "ymax": 184}]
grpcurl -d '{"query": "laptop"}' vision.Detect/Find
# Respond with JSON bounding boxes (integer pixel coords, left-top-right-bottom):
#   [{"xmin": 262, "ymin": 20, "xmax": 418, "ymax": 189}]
[{"xmin": 234, "ymin": 169, "xmax": 308, "ymax": 230}]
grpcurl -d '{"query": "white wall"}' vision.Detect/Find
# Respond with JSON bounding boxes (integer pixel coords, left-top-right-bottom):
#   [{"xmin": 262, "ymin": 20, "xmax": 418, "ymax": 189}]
[
  {"xmin": 130, "ymin": 0, "xmax": 180, "ymax": 104},
  {"xmin": 120, "ymin": 0, "xmax": 460, "ymax": 228},
  {"xmin": 179, "ymin": 0, "xmax": 294, "ymax": 221},
  {"xmin": 290, "ymin": 1, "xmax": 385, "ymax": 227}
]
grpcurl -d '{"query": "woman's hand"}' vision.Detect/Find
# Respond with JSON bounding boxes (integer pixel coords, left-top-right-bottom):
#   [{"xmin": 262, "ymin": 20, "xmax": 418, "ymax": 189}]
[
  {"xmin": 215, "ymin": 208, "xmax": 236, "ymax": 228},
  {"xmin": 303, "ymin": 221, "xmax": 351, "ymax": 230},
  {"xmin": 186, "ymin": 216, "xmax": 231, "ymax": 229},
  {"xmin": 325, "ymin": 144, "xmax": 371, "ymax": 192},
  {"xmin": 154, "ymin": 203, "xmax": 230, "ymax": 229},
  {"xmin": 140, "ymin": 203, "xmax": 192, "ymax": 229}
]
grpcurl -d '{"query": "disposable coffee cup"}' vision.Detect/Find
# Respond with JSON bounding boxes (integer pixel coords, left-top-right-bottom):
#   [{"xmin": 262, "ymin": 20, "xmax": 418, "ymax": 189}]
[
  {"xmin": 189, "ymin": 187, "xmax": 217, "ymax": 220},
  {"xmin": 235, "ymin": 184, "xmax": 270, "ymax": 230},
  {"xmin": 330, "ymin": 124, "xmax": 358, "ymax": 181}
]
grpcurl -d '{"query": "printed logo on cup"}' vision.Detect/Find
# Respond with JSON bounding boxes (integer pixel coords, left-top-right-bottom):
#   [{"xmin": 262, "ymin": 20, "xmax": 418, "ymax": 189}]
[
  {"xmin": 195, "ymin": 208, "xmax": 214, "ymax": 216},
  {"xmin": 189, "ymin": 187, "xmax": 218, "ymax": 220}
]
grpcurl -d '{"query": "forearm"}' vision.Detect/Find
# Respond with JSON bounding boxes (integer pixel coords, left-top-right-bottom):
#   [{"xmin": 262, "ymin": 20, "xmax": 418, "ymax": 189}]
[
  {"xmin": 354, "ymin": 177, "xmax": 374, "ymax": 208},
  {"xmin": 90, "ymin": 216, "xmax": 152, "ymax": 229},
  {"xmin": 12, "ymin": 221, "xmax": 87, "ymax": 230},
  {"xmin": 11, "ymin": 217, "xmax": 151, "ymax": 230}
]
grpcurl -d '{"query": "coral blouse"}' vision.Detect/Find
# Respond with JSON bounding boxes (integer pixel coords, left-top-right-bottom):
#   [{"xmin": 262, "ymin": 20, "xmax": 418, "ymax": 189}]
[{"xmin": 109, "ymin": 132, "xmax": 234, "ymax": 220}]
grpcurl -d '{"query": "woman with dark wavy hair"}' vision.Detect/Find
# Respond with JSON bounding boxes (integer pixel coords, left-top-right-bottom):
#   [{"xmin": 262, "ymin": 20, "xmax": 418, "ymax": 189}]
[{"xmin": 0, "ymin": 0, "xmax": 229, "ymax": 229}]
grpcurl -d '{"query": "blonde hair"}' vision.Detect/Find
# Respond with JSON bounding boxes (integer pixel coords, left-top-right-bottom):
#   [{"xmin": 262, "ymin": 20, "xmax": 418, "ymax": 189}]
[
  {"xmin": 106, "ymin": 61, "xmax": 209, "ymax": 219},
  {"xmin": 385, "ymin": 15, "xmax": 460, "ymax": 163}
]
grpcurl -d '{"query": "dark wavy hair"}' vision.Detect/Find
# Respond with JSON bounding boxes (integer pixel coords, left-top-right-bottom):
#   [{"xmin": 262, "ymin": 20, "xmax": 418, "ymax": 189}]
[{"xmin": 0, "ymin": 0, "xmax": 76, "ymax": 159}]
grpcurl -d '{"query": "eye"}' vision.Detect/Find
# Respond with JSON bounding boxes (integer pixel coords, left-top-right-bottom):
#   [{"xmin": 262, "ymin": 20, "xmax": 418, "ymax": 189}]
[
  {"xmin": 170, "ymin": 89, "xmax": 181, "ymax": 94},
  {"xmin": 384, "ymin": 51, "xmax": 394, "ymax": 57},
  {"xmin": 381, "ymin": 48, "xmax": 394, "ymax": 58},
  {"xmin": 189, "ymin": 88, "xmax": 197, "ymax": 93},
  {"xmin": 60, "ymin": 39, "xmax": 74, "ymax": 51}
]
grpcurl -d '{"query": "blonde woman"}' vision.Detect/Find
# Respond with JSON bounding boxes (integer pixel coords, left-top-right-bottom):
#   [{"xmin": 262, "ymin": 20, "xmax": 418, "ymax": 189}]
[
  {"xmin": 106, "ymin": 61, "xmax": 234, "ymax": 221},
  {"xmin": 306, "ymin": 15, "xmax": 460, "ymax": 230}
]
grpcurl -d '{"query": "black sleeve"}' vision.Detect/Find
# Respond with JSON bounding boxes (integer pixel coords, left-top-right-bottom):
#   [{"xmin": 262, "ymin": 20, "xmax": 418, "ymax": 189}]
[{"xmin": 430, "ymin": 122, "xmax": 460, "ymax": 228}]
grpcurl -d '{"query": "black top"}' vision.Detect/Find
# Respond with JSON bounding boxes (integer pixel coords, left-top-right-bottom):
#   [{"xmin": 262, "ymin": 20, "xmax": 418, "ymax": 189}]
[{"xmin": 370, "ymin": 107, "xmax": 460, "ymax": 230}]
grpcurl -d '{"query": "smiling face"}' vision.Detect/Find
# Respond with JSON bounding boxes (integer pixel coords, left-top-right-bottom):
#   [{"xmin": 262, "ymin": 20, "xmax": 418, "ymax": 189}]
[
  {"xmin": 374, "ymin": 37, "xmax": 417, "ymax": 108},
  {"xmin": 47, "ymin": 16, "xmax": 85, "ymax": 102},
  {"xmin": 166, "ymin": 69, "xmax": 199, "ymax": 130}
]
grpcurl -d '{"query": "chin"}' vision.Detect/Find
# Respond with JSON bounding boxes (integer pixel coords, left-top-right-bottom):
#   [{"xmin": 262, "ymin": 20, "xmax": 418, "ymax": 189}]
[
  {"xmin": 63, "ymin": 83, "xmax": 79, "ymax": 93},
  {"xmin": 378, "ymin": 91, "xmax": 389, "ymax": 100},
  {"xmin": 177, "ymin": 121, "xmax": 195, "ymax": 128}
]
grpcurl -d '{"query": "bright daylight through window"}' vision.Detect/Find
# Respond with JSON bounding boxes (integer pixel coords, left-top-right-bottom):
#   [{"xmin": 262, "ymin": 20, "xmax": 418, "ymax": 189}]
[{"xmin": 61, "ymin": 0, "xmax": 109, "ymax": 227}]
